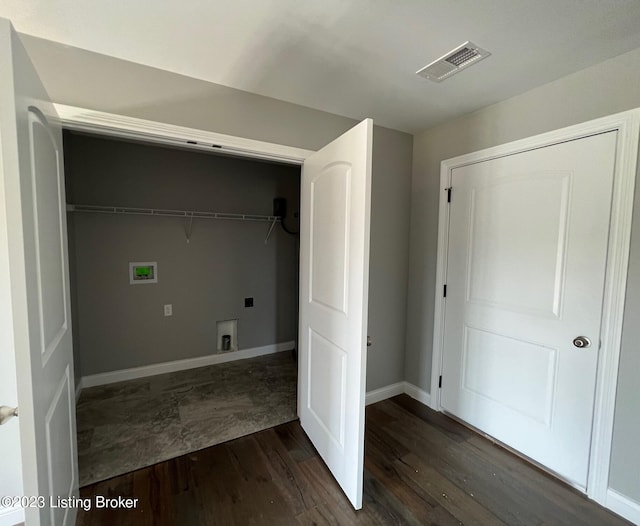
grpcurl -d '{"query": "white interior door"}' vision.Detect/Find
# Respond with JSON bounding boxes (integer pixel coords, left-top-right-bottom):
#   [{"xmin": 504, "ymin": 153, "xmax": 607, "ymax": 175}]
[
  {"xmin": 0, "ymin": 19, "xmax": 78, "ymax": 526},
  {"xmin": 441, "ymin": 132, "xmax": 617, "ymax": 488},
  {"xmin": 299, "ymin": 118, "xmax": 372, "ymax": 510}
]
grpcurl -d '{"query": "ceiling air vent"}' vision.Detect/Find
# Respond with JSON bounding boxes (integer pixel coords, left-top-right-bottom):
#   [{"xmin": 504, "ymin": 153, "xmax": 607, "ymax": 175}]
[{"xmin": 416, "ymin": 41, "xmax": 491, "ymax": 82}]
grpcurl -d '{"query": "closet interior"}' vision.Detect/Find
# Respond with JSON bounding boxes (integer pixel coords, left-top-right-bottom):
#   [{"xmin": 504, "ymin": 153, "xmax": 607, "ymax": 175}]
[{"xmin": 63, "ymin": 130, "xmax": 301, "ymax": 485}]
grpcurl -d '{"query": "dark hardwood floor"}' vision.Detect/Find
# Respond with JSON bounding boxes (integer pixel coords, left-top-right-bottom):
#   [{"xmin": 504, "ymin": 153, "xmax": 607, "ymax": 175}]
[{"xmin": 76, "ymin": 395, "xmax": 631, "ymax": 525}]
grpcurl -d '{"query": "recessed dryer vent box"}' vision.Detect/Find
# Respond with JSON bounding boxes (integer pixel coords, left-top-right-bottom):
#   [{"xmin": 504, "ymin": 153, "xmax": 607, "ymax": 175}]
[
  {"xmin": 216, "ymin": 319, "xmax": 238, "ymax": 352},
  {"xmin": 129, "ymin": 262, "xmax": 158, "ymax": 284}
]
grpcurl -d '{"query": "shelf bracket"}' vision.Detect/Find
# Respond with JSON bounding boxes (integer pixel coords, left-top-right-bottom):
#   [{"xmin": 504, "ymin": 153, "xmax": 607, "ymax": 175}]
[
  {"xmin": 264, "ymin": 217, "xmax": 278, "ymax": 244},
  {"xmin": 186, "ymin": 214, "xmax": 194, "ymax": 243}
]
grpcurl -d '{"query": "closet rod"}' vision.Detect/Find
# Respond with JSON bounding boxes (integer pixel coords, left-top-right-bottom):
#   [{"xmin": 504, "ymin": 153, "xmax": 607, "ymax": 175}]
[{"xmin": 66, "ymin": 204, "xmax": 280, "ymax": 223}]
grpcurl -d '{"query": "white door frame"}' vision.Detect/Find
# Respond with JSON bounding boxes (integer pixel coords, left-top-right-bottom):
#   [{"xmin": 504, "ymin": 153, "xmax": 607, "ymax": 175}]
[
  {"xmin": 430, "ymin": 109, "xmax": 640, "ymax": 505},
  {"xmin": 53, "ymin": 104, "xmax": 315, "ymax": 164}
]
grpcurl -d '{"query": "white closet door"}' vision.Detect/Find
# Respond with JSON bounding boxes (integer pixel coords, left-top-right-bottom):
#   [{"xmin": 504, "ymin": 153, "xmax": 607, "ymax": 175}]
[
  {"xmin": 0, "ymin": 19, "xmax": 78, "ymax": 526},
  {"xmin": 442, "ymin": 132, "xmax": 617, "ymax": 488},
  {"xmin": 299, "ymin": 118, "xmax": 372, "ymax": 510}
]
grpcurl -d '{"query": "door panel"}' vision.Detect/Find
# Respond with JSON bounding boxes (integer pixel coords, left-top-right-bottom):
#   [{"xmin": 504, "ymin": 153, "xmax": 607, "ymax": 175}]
[
  {"xmin": 0, "ymin": 19, "xmax": 78, "ymax": 526},
  {"xmin": 461, "ymin": 326, "xmax": 557, "ymax": 426},
  {"xmin": 308, "ymin": 329, "xmax": 347, "ymax": 446},
  {"xmin": 44, "ymin": 368, "xmax": 75, "ymax": 526},
  {"xmin": 299, "ymin": 118, "xmax": 372, "ymax": 510},
  {"xmin": 442, "ymin": 132, "xmax": 617, "ymax": 488},
  {"xmin": 309, "ymin": 162, "xmax": 350, "ymax": 312},
  {"xmin": 466, "ymin": 172, "xmax": 571, "ymax": 317},
  {"xmin": 29, "ymin": 109, "xmax": 68, "ymax": 360}
]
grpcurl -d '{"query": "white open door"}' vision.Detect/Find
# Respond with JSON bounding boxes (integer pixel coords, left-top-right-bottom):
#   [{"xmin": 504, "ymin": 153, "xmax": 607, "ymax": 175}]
[
  {"xmin": 298, "ymin": 118, "xmax": 372, "ymax": 510},
  {"xmin": 0, "ymin": 19, "xmax": 78, "ymax": 526}
]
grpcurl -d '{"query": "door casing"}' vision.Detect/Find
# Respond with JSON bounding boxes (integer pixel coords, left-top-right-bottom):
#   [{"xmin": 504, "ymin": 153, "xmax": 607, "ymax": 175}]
[
  {"xmin": 54, "ymin": 103, "xmax": 315, "ymax": 165},
  {"xmin": 430, "ymin": 109, "xmax": 640, "ymax": 505}
]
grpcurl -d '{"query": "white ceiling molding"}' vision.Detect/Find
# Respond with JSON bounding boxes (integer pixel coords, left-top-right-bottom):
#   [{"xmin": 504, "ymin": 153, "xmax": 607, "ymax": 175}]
[{"xmin": 54, "ymin": 104, "xmax": 315, "ymax": 164}]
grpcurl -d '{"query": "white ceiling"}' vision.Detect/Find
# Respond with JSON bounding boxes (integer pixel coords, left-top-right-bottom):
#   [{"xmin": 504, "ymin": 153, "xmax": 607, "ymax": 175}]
[{"xmin": 2, "ymin": 0, "xmax": 640, "ymax": 133}]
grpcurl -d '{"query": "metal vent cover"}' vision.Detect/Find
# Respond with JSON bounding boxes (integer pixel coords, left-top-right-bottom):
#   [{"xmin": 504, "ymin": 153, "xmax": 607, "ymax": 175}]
[{"xmin": 417, "ymin": 41, "xmax": 491, "ymax": 82}]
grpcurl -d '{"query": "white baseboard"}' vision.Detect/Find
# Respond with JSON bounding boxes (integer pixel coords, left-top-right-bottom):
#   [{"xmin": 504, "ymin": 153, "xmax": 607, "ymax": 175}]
[
  {"xmin": 606, "ymin": 488, "xmax": 640, "ymax": 525},
  {"xmin": 365, "ymin": 382, "xmax": 405, "ymax": 405},
  {"xmin": 402, "ymin": 382, "xmax": 432, "ymax": 408},
  {"xmin": 80, "ymin": 341, "xmax": 295, "ymax": 389},
  {"xmin": 363, "ymin": 381, "xmax": 432, "ymax": 408},
  {"xmin": 0, "ymin": 505, "xmax": 25, "ymax": 526}
]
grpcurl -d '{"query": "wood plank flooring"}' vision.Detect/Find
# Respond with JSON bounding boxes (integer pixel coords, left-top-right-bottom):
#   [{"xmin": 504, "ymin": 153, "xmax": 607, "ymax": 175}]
[{"xmin": 76, "ymin": 395, "xmax": 631, "ymax": 525}]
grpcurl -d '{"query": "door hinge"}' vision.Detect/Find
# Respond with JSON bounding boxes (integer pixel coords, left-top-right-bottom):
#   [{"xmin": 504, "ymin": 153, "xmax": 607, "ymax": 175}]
[
  {"xmin": 446, "ymin": 187, "xmax": 452, "ymax": 203},
  {"xmin": 438, "ymin": 375, "xmax": 442, "ymax": 389},
  {"xmin": 443, "ymin": 284, "xmax": 447, "ymax": 298}
]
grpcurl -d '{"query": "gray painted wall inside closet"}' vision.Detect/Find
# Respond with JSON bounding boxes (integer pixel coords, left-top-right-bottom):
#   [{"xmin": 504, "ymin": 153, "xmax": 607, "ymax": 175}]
[
  {"xmin": 65, "ymin": 133, "xmax": 301, "ymax": 377},
  {"xmin": 27, "ymin": 35, "xmax": 413, "ymax": 393},
  {"xmin": 407, "ymin": 46, "xmax": 640, "ymax": 503}
]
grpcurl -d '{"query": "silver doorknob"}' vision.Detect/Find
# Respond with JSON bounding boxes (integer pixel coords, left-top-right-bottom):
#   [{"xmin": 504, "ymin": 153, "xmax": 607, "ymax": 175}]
[
  {"xmin": 572, "ymin": 336, "xmax": 591, "ymax": 349},
  {"xmin": 0, "ymin": 406, "xmax": 18, "ymax": 425},
  {"xmin": 367, "ymin": 336, "xmax": 372, "ymax": 347}
]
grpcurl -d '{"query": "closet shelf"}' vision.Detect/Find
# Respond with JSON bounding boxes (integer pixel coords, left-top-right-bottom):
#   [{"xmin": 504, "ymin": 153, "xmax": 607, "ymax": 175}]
[{"xmin": 66, "ymin": 204, "xmax": 281, "ymax": 223}]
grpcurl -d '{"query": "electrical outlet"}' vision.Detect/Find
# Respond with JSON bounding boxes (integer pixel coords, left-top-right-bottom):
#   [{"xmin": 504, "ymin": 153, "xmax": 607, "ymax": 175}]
[
  {"xmin": 244, "ymin": 297, "xmax": 254, "ymax": 308},
  {"xmin": 164, "ymin": 304, "xmax": 173, "ymax": 316}
]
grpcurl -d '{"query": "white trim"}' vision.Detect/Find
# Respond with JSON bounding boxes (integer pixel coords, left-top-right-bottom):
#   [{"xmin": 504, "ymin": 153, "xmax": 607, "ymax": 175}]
[
  {"xmin": 587, "ymin": 113, "xmax": 640, "ymax": 504},
  {"xmin": 430, "ymin": 155, "xmax": 454, "ymax": 412},
  {"xmin": 403, "ymin": 382, "xmax": 433, "ymax": 408},
  {"xmin": 53, "ymin": 104, "xmax": 315, "ymax": 165},
  {"xmin": 81, "ymin": 341, "xmax": 295, "ymax": 388},
  {"xmin": 365, "ymin": 382, "xmax": 404, "ymax": 405},
  {"xmin": 606, "ymin": 489, "xmax": 640, "ymax": 525},
  {"xmin": 0, "ymin": 505, "xmax": 25, "ymax": 526},
  {"xmin": 363, "ymin": 381, "xmax": 432, "ymax": 408},
  {"xmin": 430, "ymin": 109, "xmax": 640, "ymax": 507}
]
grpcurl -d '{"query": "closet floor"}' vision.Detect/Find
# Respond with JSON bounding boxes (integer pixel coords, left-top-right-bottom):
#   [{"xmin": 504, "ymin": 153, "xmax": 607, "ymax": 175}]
[{"xmin": 76, "ymin": 351, "xmax": 297, "ymax": 487}]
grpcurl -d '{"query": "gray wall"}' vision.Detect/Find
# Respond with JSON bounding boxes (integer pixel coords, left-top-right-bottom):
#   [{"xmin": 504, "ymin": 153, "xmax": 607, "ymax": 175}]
[
  {"xmin": 65, "ymin": 132, "xmax": 300, "ymax": 376},
  {"xmin": 20, "ymin": 34, "xmax": 357, "ymax": 152},
  {"xmin": 32, "ymin": 36, "xmax": 414, "ymax": 391},
  {"xmin": 368, "ymin": 126, "xmax": 413, "ymax": 390},
  {"xmin": 407, "ymin": 46, "xmax": 640, "ymax": 502}
]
